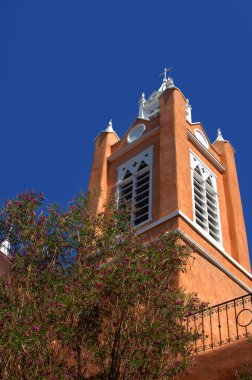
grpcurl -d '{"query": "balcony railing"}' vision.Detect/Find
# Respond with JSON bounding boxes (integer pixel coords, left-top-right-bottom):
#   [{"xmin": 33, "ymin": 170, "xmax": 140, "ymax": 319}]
[{"xmin": 186, "ymin": 293, "xmax": 252, "ymax": 352}]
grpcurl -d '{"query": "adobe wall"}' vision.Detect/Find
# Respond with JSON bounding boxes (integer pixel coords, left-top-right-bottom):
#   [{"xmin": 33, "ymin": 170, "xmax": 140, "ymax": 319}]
[
  {"xmin": 179, "ymin": 340, "xmax": 252, "ymax": 380},
  {"xmin": 179, "ymin": 217, "xmax": 252, "ymax": 294},
  {"xmin": 179, "ymin": 250, "xmax": 247, "ymax": 305},
  {"xmin": 0, "ymin": 253, "xmax": 11, "ymax": 276}
]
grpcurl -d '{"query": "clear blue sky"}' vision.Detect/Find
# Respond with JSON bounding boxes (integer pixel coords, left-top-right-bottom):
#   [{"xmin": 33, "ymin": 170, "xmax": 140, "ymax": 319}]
[{"xmin": 1, "ymin": 1, "xmax": 252, "ymax": 258}]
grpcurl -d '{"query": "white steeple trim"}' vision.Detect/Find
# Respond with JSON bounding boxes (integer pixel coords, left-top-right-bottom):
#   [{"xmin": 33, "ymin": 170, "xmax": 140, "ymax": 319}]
[
  {"xmin": 186, "ymin": 98, "xmax": 192, "ymax": 123},
  {"xmin": 212, "ymin": 128, "xmax": 227, "ymax": 145},
  {"xmin": 158, "ymin": 77, "xmax": 175, "ymax": 92},
  {"xmin": 93, "ymin": 119, "xmax": 120, "ymax": 141},
  {"xmin": 104, "ymin": 119, "xmax": 114, "ymax": 133},
  {"xmin": 0, "ymin": 240, "xmax": 10, "ymax": 256},
  {"xmin": 138, "ymin": 92, "xmax": 146, "ymax": 119},
  {"xmin": 137, "ymin": 70, "xmax": 175, "ymax": 120},
  {"xmin": 216, "ymin": 128, "xmax": 225, "ymax": 142},
  {"xmin": 166, "ymin": 76, "xmax": 175, "ymax": 88},
  {"xmin": 117, "ymin": 146, "xmax": 153, "ymax": 182}
]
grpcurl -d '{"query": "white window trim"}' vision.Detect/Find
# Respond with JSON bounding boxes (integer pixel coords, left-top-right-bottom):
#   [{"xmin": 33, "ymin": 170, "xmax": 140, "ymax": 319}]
[
  {"xmin": 117, "ymin": 146, "xmax": 153, "ymax": 228},
  {"xmin": 190, "ymin": 150, "xmax": 223, "ymax": 246},
  {"xmin": 194, "ymin": 128, "xmax": 209, "ymax": 149}
]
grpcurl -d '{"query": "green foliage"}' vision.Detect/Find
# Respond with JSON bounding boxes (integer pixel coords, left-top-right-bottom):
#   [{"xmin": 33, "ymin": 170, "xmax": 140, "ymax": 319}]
[
  {"xmin": 0, "ymin": 191, "xmax": 203, "ymax": 379},
  {"xmin": 235, "ymin": 364, "xmax": 252, "ymax": 380}
]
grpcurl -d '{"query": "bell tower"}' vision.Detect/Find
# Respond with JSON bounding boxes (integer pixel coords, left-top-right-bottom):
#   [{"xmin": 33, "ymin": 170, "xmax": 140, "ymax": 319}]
[{"xmin": 88, "ymin": 71, "xmax": 252, "ymax": 305}]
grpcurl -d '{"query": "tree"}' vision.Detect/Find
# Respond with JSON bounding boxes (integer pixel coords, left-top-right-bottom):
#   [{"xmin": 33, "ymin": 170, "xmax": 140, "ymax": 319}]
[{"xmin": 0, "ymin": 191, "xmax": 204, "ymax": 380}]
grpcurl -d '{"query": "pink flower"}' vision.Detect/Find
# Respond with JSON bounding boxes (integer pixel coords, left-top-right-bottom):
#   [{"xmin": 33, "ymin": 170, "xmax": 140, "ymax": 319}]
[
  {"xmin": 143, "ymin": 270, "xmax": 151, "ymax": 275},
  {"xmin": 32, "ymin": 324, "xmax": 41, "ymax": 332},
  {"xmin": 94, "ymin": 282, "xmax": 103, "ymax": 289}
]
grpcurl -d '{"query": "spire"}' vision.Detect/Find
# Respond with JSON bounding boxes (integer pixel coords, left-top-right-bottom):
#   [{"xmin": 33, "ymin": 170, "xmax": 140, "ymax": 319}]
[
  {"xmin": 139, "ymin": 92, "xmax": 146, "ymax": 103},
  {"xmin": 94, "ymin": 118, "xmax": 120, "ymax": 141},
  {"xmin": 138, "ymin": 92, "xmax": 146, "ymax": 119},
  {"xmin": 216, "ymin": 128, "xmax": 225, "ymax": 142},
  {"xmin": 104, "ymin": 119, "xmax": 114, "ymax": 133},
  {"xmin": 185, "ymin": 98, "xmax": 192, "ymax": 123}
]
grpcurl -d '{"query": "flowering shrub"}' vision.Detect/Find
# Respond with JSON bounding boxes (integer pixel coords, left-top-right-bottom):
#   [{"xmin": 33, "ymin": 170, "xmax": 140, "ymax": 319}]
[
  {"xmin": 0, "ymin": 191, "xmax": 204, "ymax": 379},
  {"xmin": 235, "ymin": 365, "xmax": 252, "ymax": 380}
]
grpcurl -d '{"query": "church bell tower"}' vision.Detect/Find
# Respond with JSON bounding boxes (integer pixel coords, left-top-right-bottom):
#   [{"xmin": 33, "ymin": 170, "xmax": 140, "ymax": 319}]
[{"xmin": 88, "ymin": 70, "xmax": 252, "ymax": 305}]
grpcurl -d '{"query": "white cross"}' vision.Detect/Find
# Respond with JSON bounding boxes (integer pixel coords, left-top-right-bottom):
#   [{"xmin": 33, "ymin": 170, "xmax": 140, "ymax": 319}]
[{"xmin": 159, "ymin": 67, "xmax": 172, "ymax": 80}]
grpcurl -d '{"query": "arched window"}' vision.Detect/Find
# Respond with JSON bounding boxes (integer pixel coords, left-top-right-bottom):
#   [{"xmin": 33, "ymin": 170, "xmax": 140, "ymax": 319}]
[
  {"xmin": 117, "ymin": 147, "xmax": 153, "ymax": 227},
  {"xmin": 191, "ymin": 154, "xmax": 221, "ymax": 243}
]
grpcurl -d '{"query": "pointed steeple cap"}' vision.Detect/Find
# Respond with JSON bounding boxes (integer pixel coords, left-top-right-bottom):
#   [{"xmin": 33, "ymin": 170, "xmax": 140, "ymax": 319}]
[
  {"xmin": 104, "ymin": 119, "xmax": 114, "ymax": 133},
  {"xmin": 139, "ymin": 92, "xmax": 146, "ymax": 104},
  {"xmin": 213, "ymin": 128, "xmax": 227, "ymax": 144},
  {"xmin": 93, "ymin": 119, "xmax": 120, "ymax": 141},
  {"xmin": 216, "ymin": 128, "xmax": 225, "ymax": 142},
  {"xmin": 212, "ymin": 128, "xmax": 236, "ymax": 153}
]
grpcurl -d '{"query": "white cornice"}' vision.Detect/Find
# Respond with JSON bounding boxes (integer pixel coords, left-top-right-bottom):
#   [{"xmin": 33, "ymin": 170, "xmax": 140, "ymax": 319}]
[
  {"xmin": 107, "ymin": 126, "xmax": 160, "ymax": 163},
  {"xmin": 136, "ymin": 210, "xmax": 180, "ymax": 235},
  {"xmin": 136, "ymin": 209, "xmax": 252, "ymax": 282},
  {"xmin": 187, "ymin": 130, "xmax": 225, "ymax": 173}
]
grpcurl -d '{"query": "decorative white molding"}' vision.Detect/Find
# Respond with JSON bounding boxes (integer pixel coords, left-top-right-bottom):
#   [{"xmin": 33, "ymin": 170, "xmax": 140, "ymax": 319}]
[
  {"xmin": 136, "ymin": 209, "xmax": 252, "ymax": 281},
  {"xmin": 187, "ymin": 130, "xmax": 225, "ymax": 173},
  {"xmin": 117, "ymin": 146, "xmax": 153, "ymax": 182},
  {"xmin": 136, "ymin": 210, "xmax": 180, "ymax": 235},
  {"xmin": 107, "ymin": 126, "xmax": 160, "ymax": 163},
  {"xmin": 127, "ymin": 124, "xmax": 146, "ymax": 144},
  {"xmin": 186, "ymin": 98, "xmax": 192, "ymax": 123},
  {"xmin": 194, "ymin": 129, "xmax": 209, "ymax": 149},
  {"xmin": 190, "ymin": 151, "xmax": 217, "ymax": 186}
]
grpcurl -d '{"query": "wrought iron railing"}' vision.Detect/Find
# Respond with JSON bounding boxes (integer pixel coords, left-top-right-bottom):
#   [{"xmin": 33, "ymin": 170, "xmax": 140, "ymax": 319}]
[{"xmin": 186, "ymin": 293, "xmax": 252, "ymax": 352}]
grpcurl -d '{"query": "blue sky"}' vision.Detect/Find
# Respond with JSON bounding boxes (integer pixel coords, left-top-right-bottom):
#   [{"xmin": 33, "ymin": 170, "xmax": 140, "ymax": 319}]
[{"xmin": 1, "ymin": 1, "xmax": 252, "ymax": 257}]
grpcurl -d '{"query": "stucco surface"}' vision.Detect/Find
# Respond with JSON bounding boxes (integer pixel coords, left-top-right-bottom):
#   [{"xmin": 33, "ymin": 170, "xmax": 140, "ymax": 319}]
[{"xmin": 179, "ymin": 340, "xmax": 252, "ymax": 380}]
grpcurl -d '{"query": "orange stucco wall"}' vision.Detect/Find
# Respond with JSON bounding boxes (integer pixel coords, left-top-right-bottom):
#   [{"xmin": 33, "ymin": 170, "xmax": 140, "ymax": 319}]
[
  {"xmin": 0, "ymin": 252, "xmax": 11, "ymax": 276},
  {"xmin": 179, "ymin": 340, "xmax": 252, "ymax": 380},
  {"xmin": 179, "ymin": 250, "xmax": 247, "ymax": 305}
]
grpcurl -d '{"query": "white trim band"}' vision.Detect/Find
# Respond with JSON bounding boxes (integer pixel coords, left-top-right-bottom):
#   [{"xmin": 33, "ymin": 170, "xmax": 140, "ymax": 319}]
[
  {"xmin": 187, "ymin": 130, "xmax": 225, "ymax": 173},
  {"xmin": 108, "ymin": 126, "xmax": 160, "ymax": 163}
]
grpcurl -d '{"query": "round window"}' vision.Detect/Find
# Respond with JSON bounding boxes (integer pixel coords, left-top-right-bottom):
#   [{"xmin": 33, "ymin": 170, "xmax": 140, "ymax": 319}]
[
  {"xmin": 195, "ymin": 129, "xmax": 209, "ymax": 149},
  {"xmin": 127, "ymin": 124, "xmax": 145, "ymax": 143}
]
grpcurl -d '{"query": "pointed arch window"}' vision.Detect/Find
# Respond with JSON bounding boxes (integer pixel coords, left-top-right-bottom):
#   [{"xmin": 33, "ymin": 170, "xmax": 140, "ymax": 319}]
[
  {"xmin": 117, "ymin": 147, "xmax": 153, "ymax": 227},
  {"xmin": 190, "ymin": 153, "xmax": 221, "ymax": 243}
]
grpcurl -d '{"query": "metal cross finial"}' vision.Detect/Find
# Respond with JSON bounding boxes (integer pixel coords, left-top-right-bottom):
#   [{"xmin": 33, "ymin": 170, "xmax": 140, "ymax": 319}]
[{"xmin": 159, "ymin": 67, "xmax": 173, "ymax": 80}]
